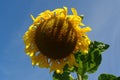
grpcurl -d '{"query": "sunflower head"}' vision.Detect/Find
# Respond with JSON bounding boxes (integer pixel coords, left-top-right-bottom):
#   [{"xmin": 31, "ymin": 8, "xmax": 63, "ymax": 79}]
[{"xmin": 23, "ymin": 7, "xmax": 91, "ymax": 74}]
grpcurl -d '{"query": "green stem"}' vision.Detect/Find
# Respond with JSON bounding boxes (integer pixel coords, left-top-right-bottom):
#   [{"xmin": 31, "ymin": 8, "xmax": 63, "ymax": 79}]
[{"xmin": 77, "ymin": 73, "xmax": 82, "ymax": 80}]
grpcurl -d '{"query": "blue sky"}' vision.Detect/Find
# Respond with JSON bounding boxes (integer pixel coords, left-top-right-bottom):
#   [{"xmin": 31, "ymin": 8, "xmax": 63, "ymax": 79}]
[{"xmin": 0, "ymin": 0, "xmax": 120, "ymax": 80}]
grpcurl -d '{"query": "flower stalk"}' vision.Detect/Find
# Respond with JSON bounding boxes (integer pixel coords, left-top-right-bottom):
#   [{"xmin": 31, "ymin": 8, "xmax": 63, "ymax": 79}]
[{"xmin": 77, "ymin": 73, "xmax": 82, "ymax": 80}]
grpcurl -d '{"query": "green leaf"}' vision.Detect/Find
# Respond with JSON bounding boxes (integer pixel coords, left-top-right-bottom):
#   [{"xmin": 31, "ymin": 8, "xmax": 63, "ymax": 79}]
[
  {"xmin": 74, "ymin": 41, "xmax": 109, "ymax": 75},
  {"xmin": 83, "ymin": 75, "xmax": 88, "ymax": 80},
  {"xmin": 89, "ymin": 41, "xmax": 109, "ymax": 53},
  {"xmin": 86, "ymin": 41, "xmax": 109, "ymax": 73},
  {"xmin": 86, "ymin": 49, "xmax": 102, "ymax": 73},
  {"xmin": 98, "ymin": 73, "xmax": 120, "ymax": 80}
]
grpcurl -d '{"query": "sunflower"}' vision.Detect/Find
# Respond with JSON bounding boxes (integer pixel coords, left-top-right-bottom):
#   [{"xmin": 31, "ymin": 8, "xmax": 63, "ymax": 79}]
[{"xmin": 23, "ymin": 7, "xmax": 91, "ymax": 74}]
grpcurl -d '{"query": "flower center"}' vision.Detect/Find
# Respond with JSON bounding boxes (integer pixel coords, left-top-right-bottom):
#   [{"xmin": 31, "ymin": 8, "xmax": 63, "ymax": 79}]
[{"xmin": 34, "ymin": 18, "xmax": 78, "ymax": 59}]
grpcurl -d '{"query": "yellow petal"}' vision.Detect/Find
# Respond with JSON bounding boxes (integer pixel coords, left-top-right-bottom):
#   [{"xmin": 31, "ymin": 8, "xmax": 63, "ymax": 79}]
[
  {"xmin": 81, "ymin": 26, "xmax": 92, "ymax": 32},
  {"xmin": 71, "ymin": 8, "xmax": 78, "ymax": 15},
  {"xmin": 30, "ymin": 14, "xmax": 35, "ymax": 21}
]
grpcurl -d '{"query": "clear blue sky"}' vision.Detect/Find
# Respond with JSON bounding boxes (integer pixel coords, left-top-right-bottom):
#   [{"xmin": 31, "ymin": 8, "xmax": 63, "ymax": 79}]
[{"xmin": 0, "ymin": 0, "xmax": 120, "ymax": 80}]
